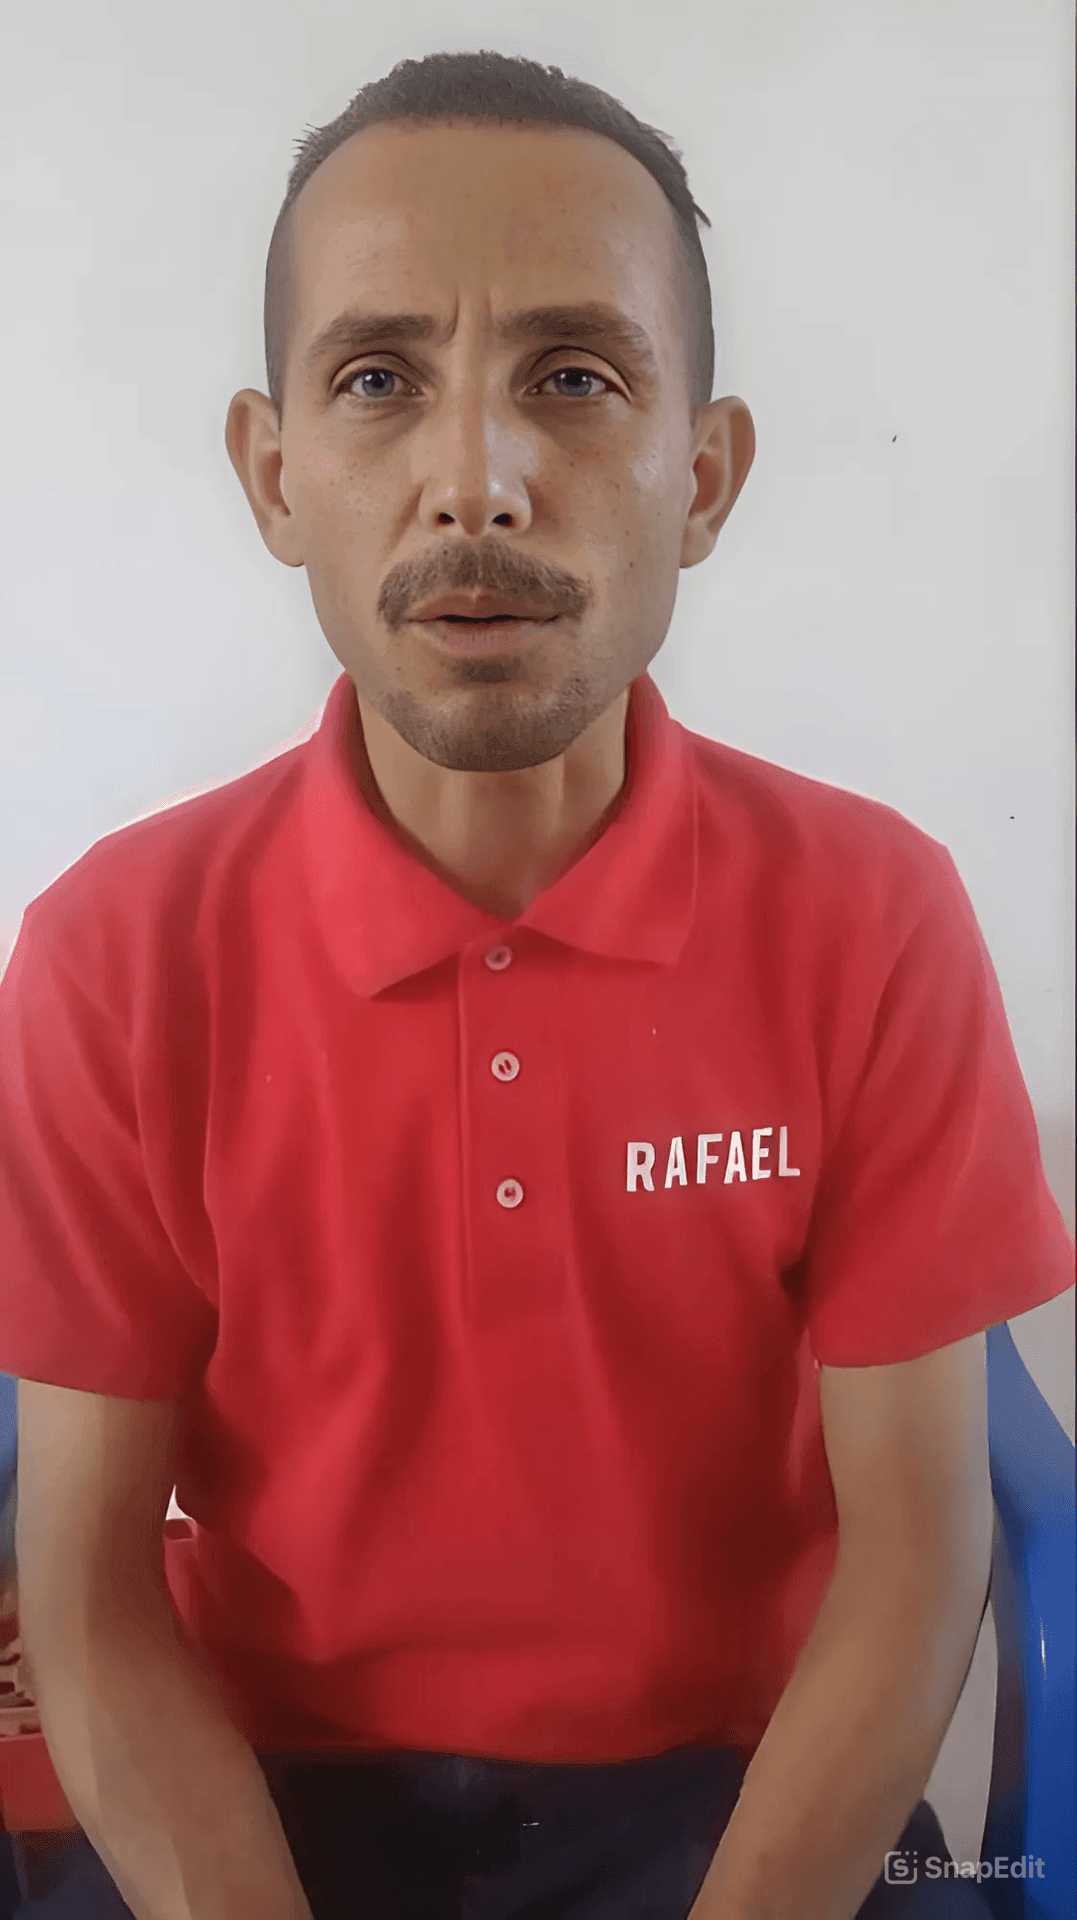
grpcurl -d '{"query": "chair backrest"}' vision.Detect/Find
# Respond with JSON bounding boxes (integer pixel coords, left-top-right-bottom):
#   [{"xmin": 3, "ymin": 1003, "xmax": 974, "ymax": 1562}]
[{"xmin": 982, "ymin": 1320, "xmax": 1075, "ymax": 1920}]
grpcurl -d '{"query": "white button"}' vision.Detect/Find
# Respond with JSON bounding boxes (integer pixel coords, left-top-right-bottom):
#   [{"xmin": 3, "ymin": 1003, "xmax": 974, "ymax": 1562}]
[
  {"xmin": 491, "ymin": 1052, "xmax": 519, "ymax": 1081},
  {"xmin": 496, "ymin": 1179, "xmax": 524, "ymax": 1209},
  {"xmin": 484, "ymin": 945, "xmax": 513, "ymax": 971}
]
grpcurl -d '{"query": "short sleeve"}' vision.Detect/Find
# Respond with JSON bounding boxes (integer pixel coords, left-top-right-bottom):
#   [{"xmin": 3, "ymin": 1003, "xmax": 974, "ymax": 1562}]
[
  {"xmin": 0, "ymin": 900, "xmax": 217, "ymax": 1398},
  {"xmin": 803, "ymin": 843, "xmax": 1075, "ymax": 1365}
]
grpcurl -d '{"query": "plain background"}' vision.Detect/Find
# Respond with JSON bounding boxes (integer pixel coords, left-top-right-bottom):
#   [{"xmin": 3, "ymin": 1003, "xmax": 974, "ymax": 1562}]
[{"xmin": 1, "ymin": 0, "xmax": 1073, "ymax": 1871}]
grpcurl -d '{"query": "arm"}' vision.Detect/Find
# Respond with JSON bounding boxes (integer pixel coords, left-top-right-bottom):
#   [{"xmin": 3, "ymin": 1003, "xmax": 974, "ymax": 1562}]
[
  {"xmin": 15, "ymin": 1379, "xmax": 314, "ymax": 1920},
  {"xmin": 689, "ymin": 1331, "xmax": 994, "ymax": 1920}
]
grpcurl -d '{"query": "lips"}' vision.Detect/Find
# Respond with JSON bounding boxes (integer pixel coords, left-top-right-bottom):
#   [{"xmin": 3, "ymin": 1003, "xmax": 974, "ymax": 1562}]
[{"xmin": 410, "ymin": 592, "xmax": 556, "ymax": 623}]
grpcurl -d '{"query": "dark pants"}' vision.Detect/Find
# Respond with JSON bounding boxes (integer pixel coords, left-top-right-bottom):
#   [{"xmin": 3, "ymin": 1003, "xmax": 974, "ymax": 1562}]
[{"xmin": 5, "ymin": 1746, "xmax": 995, "ymax": 1918}]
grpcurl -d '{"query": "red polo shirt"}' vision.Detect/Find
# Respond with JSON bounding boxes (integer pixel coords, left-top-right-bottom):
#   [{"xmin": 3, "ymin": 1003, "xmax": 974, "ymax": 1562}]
[{"xmin": 0, "ymin": 670, "xmax": 1071, "ymax": 1763}]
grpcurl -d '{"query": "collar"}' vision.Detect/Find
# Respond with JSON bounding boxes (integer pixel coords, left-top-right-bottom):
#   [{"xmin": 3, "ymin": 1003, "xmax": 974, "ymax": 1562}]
[{"xmin": 300, "ymin": 669, "xmax": 698, "ymax": 997}]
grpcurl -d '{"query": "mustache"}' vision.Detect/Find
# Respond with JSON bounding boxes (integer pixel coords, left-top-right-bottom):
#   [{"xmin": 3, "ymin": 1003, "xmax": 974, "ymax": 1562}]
[{"xmin": 377, "ymin": 540, "xmax": 591, "ymax": 630}]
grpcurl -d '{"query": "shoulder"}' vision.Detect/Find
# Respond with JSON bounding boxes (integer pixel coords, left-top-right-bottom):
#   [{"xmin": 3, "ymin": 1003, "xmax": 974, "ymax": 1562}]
[
  {"xmin": 4, "ymin": 733, "xmax": 313, "ymax": 999},
  {"xmin": 679, "ymin": 720, "xmax": 959, "ymax": 938}
]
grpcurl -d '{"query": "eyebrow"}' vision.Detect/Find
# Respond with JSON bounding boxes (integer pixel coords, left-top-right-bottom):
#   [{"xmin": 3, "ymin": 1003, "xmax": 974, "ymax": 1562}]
[{"xmin": 300, "ymin": 302, "xmax": 662, "ymax": 388}]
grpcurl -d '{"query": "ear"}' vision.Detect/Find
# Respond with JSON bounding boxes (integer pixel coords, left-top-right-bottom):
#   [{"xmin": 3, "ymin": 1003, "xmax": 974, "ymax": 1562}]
[
  {"xmin": 680, "ymin": 397, "xmax": 756, "ymax": 570},
  {"xmin": 224, "ymin": 389, "xmax": 304, "ymax": 569}
]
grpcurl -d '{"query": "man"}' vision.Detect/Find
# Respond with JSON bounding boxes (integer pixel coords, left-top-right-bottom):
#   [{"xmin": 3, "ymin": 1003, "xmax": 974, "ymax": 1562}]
[{"xmin": 1, "ymin": 48, "xmax": 1073, "ymax": 1920}]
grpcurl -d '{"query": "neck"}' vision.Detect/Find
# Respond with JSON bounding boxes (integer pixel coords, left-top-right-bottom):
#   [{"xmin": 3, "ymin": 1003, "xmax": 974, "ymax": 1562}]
[{"xmin": 348, "ymin": 688, "xmax": 633, "ymax": 920}]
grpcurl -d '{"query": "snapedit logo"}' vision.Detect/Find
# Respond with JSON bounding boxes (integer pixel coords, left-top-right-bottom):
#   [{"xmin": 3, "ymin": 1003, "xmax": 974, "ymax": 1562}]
[{"xmin": 884, "ymin": 1852, "xmax": 1047, "ymax": 1886}]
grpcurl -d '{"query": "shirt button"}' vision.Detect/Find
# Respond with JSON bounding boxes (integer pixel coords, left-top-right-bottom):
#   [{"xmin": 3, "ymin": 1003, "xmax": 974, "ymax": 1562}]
[
  {"xmin": 484, "ymin": 945, "xmax": 513, "ymax": 971},
  {"xmin": 491, "ymin": 1052, "xmax": 520, "ymax": 1081},
  {"xmin": 496, "ymin": 1179, "xmax": 524, "ymax": 1209}
]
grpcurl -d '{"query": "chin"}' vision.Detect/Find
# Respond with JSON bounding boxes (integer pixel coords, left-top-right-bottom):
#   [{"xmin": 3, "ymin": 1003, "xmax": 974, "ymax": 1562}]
[
  {"xmin": 417, "ymin": 718, "xmax": 583, "ymax": 775},
  {"xmin": 425, "ymin": 696, "xmax": 597, "ymax": 773}
]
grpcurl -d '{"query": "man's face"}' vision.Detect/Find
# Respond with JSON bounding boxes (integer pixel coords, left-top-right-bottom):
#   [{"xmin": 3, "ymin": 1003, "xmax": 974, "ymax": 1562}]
[{"xmin": 230, "ymin": 119, "xmax": 752, "ymax": 774}]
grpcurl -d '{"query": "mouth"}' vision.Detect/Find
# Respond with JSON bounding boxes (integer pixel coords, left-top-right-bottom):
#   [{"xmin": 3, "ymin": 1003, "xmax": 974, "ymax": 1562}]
[{"xmin": 415, "ymin": 612, "xmax": 559, "ymax": 655}]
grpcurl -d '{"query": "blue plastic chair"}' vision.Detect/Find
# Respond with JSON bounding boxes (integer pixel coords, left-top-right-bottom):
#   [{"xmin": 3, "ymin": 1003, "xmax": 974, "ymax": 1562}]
[
  {"xmin": 0, "ymin": 1324, "xmax": 1073, "ymax": 1917},
  {"xmin": 982, "ymin": 1321, "xmax": 1075, "ymax": 1920}
]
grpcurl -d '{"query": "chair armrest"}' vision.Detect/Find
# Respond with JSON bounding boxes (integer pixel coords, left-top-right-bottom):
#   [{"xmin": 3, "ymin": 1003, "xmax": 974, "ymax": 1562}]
[{"xmin": 982, "ymin": 1322, "xmax": 1075, "ymax": 1920}]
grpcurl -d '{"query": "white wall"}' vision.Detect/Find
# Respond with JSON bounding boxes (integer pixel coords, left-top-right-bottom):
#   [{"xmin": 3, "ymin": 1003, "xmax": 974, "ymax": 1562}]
[{"xmin": 1, "ymin": 0, "xmax": 1072, "ymax": 1432}]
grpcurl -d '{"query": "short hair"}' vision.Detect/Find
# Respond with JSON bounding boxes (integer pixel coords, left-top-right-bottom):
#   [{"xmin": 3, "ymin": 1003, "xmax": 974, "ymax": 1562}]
[{"xmin": 263, "ymin": 50, "xmax": 715, "ymax": 421}]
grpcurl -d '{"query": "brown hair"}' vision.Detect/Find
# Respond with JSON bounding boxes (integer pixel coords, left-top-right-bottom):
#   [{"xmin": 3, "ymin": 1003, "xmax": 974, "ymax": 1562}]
[{"xmin": 263, "ymin": 49, "xmax": 715, "ymax": 420}]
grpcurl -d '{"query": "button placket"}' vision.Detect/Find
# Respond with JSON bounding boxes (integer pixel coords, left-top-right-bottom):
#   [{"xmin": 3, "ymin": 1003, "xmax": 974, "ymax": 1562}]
[
  {"xmin": 491, "ymin": 1045, "xmax": 521, "ymax": 1200},
  {"xmin": 483, "ymin": 949, "xmax": 523, "ymax": 1207},
  {"xmin": 465, "ymin": 937, "xmax": 570, "ymax": 1323}
]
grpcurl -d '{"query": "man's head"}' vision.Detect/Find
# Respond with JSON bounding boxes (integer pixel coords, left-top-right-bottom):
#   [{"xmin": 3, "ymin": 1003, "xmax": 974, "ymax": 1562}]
[{"xmin": 226, "ymin": 52, "xmax": 754, "ymax": 777}]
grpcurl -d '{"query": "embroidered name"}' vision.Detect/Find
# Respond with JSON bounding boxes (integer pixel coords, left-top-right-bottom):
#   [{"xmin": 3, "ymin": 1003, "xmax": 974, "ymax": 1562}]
[{"xmin": 626, "ymin": 1128, "xmax": 801, "ymax": 1192}]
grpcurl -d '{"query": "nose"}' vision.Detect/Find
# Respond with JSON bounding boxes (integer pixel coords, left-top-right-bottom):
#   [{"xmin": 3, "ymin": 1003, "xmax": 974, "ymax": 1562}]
[{"xmin": 416, "ymin": 383, "xmax": 535, "ymax": 539}]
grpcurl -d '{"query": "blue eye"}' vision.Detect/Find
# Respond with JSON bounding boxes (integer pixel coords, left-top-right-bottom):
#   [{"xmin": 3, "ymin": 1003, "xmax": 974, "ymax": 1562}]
[
  {"xmin": 541, "ymin": 367, "xmax": 610, "ymax": 398},
  {"xmin": 348, "ymin": 368, "xmax": 406, "ymax": 400}
]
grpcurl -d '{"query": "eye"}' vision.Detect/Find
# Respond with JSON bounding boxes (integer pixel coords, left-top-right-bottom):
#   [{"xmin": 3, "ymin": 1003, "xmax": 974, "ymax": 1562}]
[
  {"xmin": 535, "ymin": 366, "xmax": 613, "ymax": 399},
  {"xmin": 338, "ymin": 367, "xmax": 415, "ymax": 403}
]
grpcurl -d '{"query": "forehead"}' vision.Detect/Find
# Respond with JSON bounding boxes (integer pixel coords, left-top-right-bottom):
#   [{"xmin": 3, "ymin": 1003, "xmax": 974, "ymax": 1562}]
[{"xmin": 287, "ymin": 119, "xmax": 683, "ymax": 354}]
